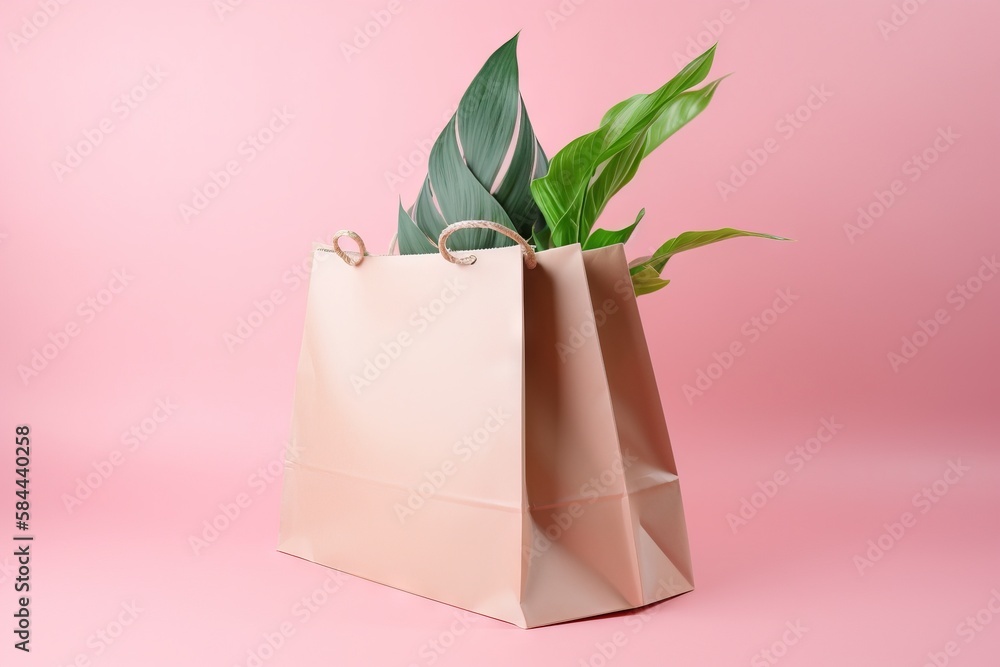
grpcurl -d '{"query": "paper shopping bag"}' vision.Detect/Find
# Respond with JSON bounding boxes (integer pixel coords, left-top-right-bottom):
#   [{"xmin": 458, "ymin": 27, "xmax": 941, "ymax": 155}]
[{"xmin": 278, "ymin": 222, "xmax": 692, "ymax": 628}]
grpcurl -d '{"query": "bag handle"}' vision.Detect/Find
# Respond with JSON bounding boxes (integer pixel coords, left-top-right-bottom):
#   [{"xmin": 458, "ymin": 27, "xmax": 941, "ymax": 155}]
[
  {"xmin": 331, "ymin": 230, "xmax": 366, "ymax": 267},
  {"xmin": 438, "ymin": 221, "xmax": 537, "ymax": 269}
]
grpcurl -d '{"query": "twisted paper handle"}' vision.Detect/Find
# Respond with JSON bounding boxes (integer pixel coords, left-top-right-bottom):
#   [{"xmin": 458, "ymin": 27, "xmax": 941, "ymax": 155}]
[
  {"xmin": 331, "ymin": 230, "xmax": 366, "ymax": 267},
  {"xmin": 438, "ymin": 221, "xmax": 537, "ymax": 269}
]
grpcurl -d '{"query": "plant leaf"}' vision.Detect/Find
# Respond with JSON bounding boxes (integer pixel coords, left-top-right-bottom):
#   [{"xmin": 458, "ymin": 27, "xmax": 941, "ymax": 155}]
[
  {"xmin": 600, "ymin": 94, "xmax": 644, "ymax": 127},
  {"xmin": 425, "ymin": 117, "xmax": 517, "ymax": 251},
  {"xmin": 457, "ymin": 34, "xmax": 519, "ymax": 189},
  {"xmin": 494, "ymin": 99, "xmax": 548, "ymax": 239},
  {"xmin": 396, "ymin": 201, "xmax": 437, "ymax": 254},
  {"xmin": 579, "ymin": 133, "xmax": 646, "ymax": 240},
  {"xmin": 641, "ymin": 77, "xmax": 725, "ymax": 158},
  {"xmin": 579, "ymin": 78, "xmax": 722, "ymax": 240},
  {"xmin": 530, "ymin": 138, "xmax": 551, "ymax": 249},
  {"xmin": 630, "ymin": 266, "xmax": 671, "ymax": 296},
  {"xmin": 412, "ymin": 179, "xmax": 448, "ymax": 244},
  {"xmin": 398, "ymin": 35, "xmax": 547, "ymax": 254},
  {"xmin": 531, "ymin": 44, "xmax": 718, "ymax": 247},
  {"xmin": 595, "ymin": 44, "xmax": 716, "ymax": 161},
  {"xmin": 532, "ymin": 227, "xmax": 551, "ymax": 250},
  {"xmin": 629, "ymin": 228, "xmax": 791, "ymax": 276},
  {"xmin": 582, "ymin": 208, "xmax": 645, "ymax": 250}
]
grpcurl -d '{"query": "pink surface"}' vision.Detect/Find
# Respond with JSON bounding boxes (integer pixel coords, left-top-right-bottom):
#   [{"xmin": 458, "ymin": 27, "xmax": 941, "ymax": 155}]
[{"xmin": 1, "ymin": 0, "xmax": 998, "ymax": 664}]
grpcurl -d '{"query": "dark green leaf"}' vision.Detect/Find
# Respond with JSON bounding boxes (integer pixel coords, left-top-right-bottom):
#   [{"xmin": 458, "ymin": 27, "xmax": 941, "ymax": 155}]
[
  {"xmin": 396, "ymin": 201, "xmax": 437, "ymax": 254},
  {"xmin": 457, "ymin": 34, "xmax": 519, "ymax": 188},
  {"xmin": 494, "ymin": 99, "xmax": 547, "ymax": 239},
  {"xmin": 398, "ymin": 35, "xmax": 547, "ymax": 255},
  {"xmin": 412, "ymin": 179, "xmax": 448, "ymax": 243},
  {"xmin": 424, "ymin": 116, "xmax": 517, "ymax": 251}
]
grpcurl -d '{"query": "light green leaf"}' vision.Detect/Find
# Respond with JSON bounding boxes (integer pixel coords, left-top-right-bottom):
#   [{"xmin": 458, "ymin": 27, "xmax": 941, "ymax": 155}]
[
  {"xmin": 629, "ymin": 227, "xmax": 790, "ymax": 276},
  {"xmin": 600, "ymin": 94, "xmax": 644, "ymax": 127},
  {"xmin": 530, "ymin": 138, "xmax": 551, "ymax": 248},
  {"xmin": 582, "ymin": 209, "xmax": 645, "ymax": 250},
  {"xmin": 641, "ymin": 77, "xmax": 725, "ymax": 158},
  {"xmin": 581, "ymin": 75, "xmax": 723, "ymax": 237},
  {"xmin": 531, "ymin": 44, "xmax": 718, "ymax": 247},
  {"xmin": 630, "ymin": 266, "xmax": 671, "ymax": 296},
  {"xmin": 579, "ymin": 133, "xmax": 646, "ymax": 240},
  {"xmin": 532, "ymin": 222, "xmax": 551, "ymax": 252},
  {"xmin": 596, "ymin": 44, "xmax": 716, "ymax": 161}
]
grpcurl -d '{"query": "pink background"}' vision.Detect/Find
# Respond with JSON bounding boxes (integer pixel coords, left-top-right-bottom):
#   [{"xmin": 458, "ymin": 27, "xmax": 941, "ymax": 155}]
[{"xmin": 2, "ymin": 0, "xmax": 999, "ymax": 664}]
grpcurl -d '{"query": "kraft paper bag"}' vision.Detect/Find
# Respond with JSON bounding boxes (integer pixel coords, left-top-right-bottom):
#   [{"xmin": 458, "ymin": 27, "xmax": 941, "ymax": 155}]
[{"xmin": 278, "ymin": 222, "xmax": 692, "ymax": 628}]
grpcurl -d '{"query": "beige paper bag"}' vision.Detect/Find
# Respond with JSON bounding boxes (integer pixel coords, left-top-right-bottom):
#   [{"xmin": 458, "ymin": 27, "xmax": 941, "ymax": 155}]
[{"xmin": 278, "ymin": 222, "xmax": 692, "ymax": 628}]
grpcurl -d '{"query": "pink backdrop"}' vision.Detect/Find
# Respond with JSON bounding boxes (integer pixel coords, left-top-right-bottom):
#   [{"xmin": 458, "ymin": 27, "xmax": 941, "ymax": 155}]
[{"xmin": 2, "ymin": 0, "xmax": 999, "ymax": 664}]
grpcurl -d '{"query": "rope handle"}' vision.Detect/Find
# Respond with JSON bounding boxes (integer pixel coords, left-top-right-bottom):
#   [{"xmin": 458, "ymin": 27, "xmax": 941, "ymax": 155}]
[
  {"xmin": 438, "ymin": 221, "xmax": 537, "ymax": 269},
  {"xmin": 331, "ymin": 230, "xmax": 366, "ymax": 267},
  {"xmin": 331, "ymin": 222, "xmax": 536, "ymax": 269}
]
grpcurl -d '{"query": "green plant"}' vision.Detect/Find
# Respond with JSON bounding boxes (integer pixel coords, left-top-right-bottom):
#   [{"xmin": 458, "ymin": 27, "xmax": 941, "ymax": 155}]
[
  {"xmin": 396, "ymin": 35, "xmax": 548, "ymax": 256},
  {"xmin": 397, "ymin": 35, "xmax": 786, "ymax": 295}
]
